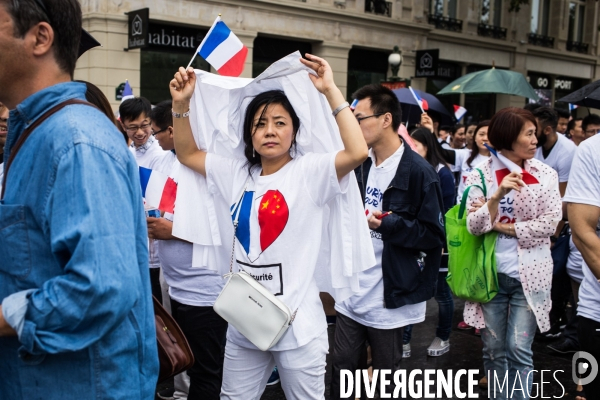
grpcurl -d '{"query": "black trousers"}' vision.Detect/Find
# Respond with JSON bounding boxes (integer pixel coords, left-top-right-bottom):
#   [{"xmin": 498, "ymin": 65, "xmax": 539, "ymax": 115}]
[
  {"xmin": 170, "ymin": 298, "xmax": 228, "ymax": 400},
  {"xmin": 330, "ymin": 313, "xmax": 404, "ymax": 400},
  {"xmin": 578, "ymin": 316, "xmax": 600, "ymax": 400},
  {"xmin": 149, "ymin": 268, "xmax": 162, "ymax": 304}
]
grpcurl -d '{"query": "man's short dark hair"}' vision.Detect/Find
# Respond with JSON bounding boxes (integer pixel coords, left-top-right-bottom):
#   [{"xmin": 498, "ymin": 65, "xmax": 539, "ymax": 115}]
[
  {"xmin": 532, "ymin": 106, "xmax": 558, "ymax": 131},
  {"xmin": 488, "ymin": 107, "xmax": 539, "ymax": 151},
  {"xmin": 149, "ymin": 100, "xmax": 173, "ymax": 130},
  {"xmin": 554, "ymin": 108, "xmax": 570, "ymax": 120},
  {"xmin": 352, "ymin": 84, "xmax": 402, "ymax": 132},
  {"xmin": 582, "ymin": 114, "xmax": 600, "ymax": 132},
  {"xmin": 3, "ymin": 0, "xmax": 82, "ymax": 76},
  {"xmin": 567, "ymin": 118, "xmax": 582, "ymax": 133},
  {"xmin": 439, "ymin": 125, "xmax": 452, "ymax": 133},
  {"xmin": 119, "ymin": 97, "xmax": 152, "ymax": 123}
]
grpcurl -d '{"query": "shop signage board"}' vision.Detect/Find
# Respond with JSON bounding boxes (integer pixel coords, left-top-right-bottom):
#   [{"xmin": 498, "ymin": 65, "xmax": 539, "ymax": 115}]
[
  {"xmin": 127, "ymin": 8, "xmax": 149, "ymax": 49},
  {"xmin": 415, "ymin": 49, "xmax": 439, "ymax": 78},
  {"xmin": 147, "ymin": 23, "xmax": 208, "ymax": 53}
]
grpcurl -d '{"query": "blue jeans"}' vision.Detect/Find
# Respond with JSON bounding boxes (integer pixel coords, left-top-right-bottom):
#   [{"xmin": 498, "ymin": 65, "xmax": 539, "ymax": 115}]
[
  {"xmin": 403, "ymin": 272, "xmax": 454, "ymax": 343},
  {"xmin": 481, "ymin": 273, "xmax": 538, "ymax": 400}
]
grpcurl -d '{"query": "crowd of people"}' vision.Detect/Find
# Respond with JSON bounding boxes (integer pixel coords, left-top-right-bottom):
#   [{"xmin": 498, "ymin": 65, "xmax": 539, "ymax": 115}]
[{"xmin": 1, "ymin": 1, "xmax": 600, "ymax": 400}]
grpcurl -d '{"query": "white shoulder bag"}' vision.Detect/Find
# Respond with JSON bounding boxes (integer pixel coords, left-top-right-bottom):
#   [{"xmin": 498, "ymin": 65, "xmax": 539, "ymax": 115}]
[{"xmin": 213, "ymin": 184, "xmax": 297, "ymax": 351}]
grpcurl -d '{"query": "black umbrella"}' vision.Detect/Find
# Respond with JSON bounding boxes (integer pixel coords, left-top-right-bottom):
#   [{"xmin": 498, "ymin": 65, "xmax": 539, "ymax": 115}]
[
  {"xmin": 557, "ymin": 79, "xmax": 600, "ymax": 109},
  {"xmin": 78, "ymin": 29, "xmax": 101, "ymax": 58}
]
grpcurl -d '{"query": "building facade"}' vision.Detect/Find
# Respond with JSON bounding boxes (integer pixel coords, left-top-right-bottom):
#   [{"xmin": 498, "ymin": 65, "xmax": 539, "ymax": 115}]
[{"xmin": 75, "ymin": 0, "xmax": 600, "ymax": 121}]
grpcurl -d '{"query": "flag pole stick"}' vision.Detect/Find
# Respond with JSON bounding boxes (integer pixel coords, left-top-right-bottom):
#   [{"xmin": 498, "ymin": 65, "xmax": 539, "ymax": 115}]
[{"xmin": 187, "ymin": 14, "xmax": 222, "ymax": 70}]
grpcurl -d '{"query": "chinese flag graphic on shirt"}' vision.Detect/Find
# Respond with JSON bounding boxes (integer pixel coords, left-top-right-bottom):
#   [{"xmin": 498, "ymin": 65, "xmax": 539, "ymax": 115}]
[{"xmin": 258, "ymin": 190, "xmax": 289, "ymax": 251}]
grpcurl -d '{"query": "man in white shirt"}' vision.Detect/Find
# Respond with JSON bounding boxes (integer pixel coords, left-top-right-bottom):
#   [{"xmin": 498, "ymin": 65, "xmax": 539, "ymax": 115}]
[
  {"xmin": 532, "ymin": 107, "xmax": 579, "ymax": 350},
  {"xmin": 119, "ymin": 97, "xmax": 166, "ymax": 169},
  {"xmin": 147, "ymin": 101, "xmax": 227, "ymax": 400},
  {"xmin": 563, "ymin": 134, "xmax": 600, "ymax": 399},
  {"xmin": 331, "ymin": 85, "xmax": 445, "ymax": 399}
]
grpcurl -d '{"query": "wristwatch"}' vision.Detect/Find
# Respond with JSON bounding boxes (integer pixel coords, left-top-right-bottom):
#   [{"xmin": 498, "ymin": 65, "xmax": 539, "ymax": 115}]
[{"xmin": 172, "ymin": 109, "xmax": 190, "ymax": 118}]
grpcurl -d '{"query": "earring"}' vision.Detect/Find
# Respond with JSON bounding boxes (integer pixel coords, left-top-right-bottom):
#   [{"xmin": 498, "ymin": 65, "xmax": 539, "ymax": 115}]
[{"xmin": 253, "ymin": 148, "xmax": 256, "ymax": 158}]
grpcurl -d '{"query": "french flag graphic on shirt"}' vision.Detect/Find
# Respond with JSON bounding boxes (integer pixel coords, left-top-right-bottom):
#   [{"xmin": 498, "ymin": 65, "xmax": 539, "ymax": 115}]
[
  {"xmin": 196, "ymin": 16, "xmax": 248, "ymax": 77},
  {"xmin": 231, "ymin": 190, "xmax": 289, "ymax": 257},
  {"xmin": 484, "ymin": 144, "xmax": 539, "ymax": 186},
  {"xmin": 139, "ymin": 167, "xmax": 178, "ymax": 213}
]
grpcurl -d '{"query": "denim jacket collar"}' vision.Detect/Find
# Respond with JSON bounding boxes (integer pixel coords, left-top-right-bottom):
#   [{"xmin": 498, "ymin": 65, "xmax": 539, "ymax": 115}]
[{"xmin": 7, "ymin": 82, "xmax": 87, "ymax": 157}]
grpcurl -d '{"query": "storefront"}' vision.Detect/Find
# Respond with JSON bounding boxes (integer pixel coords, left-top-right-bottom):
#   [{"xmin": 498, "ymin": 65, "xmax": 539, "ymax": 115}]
[
  {"xmin": 140, "ymin": 22, "xmax": 210, "ymax": 104},
  {"xmin": 346, "ymin": 48, "xmax": 390, "ymax": 100},
  {"xmin": 527, "ymin": 73, "xmax": 587, "ymax": 111}
]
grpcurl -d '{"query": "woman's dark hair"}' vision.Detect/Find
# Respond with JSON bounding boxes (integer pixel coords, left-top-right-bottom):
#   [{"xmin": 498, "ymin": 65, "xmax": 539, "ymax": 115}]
[
  {"xmin": 243, "ymin": 90, "xmax": 300, "ymax": 173},
  {"xmin": 76, "ymin": 80, "xmax": 128, "ymax": 144},
  {"xmin": 488, "ymin": 107, "xmax": 538, "ymax": 151},
  {"xmin": 466, "ymin": 120, "xmax": 491, "ymax": 168},
  {"xmin": 410, "ymin": 127, "xmax": 448, "ymax": 169}
]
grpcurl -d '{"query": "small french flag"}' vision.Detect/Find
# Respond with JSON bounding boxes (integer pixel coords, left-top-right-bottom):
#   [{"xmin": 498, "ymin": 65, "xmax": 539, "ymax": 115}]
[
  {"xmin": 454, "ymin": 105, "xmax": 467, "ymax": 121},
  {"xmin": 408, "ymin": 87, "xmax": 428, "ymax": 112},
  {"xmin": 121, "ymin": 80, "xmax": 134, "ymax": 103},
  {"xmin": 196, "ymin": 16, "xmax": 248, "ymax": 77},
  {"xmin": 484, "ymin": 144, "xmax": 539, "ymax": 186},
  {"xmin": 139, "ymin": 167, "xmax": 178, "ymax": 213}
]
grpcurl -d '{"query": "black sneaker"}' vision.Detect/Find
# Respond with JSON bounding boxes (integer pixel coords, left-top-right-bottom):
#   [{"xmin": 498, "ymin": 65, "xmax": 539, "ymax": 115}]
[
  {"xmin": 547, "ymin": 339, "xmax": 578, "ymax": 354},
  {"xmin": 157, "ymin": 387, "xmax": 176, "ymax": 400}
]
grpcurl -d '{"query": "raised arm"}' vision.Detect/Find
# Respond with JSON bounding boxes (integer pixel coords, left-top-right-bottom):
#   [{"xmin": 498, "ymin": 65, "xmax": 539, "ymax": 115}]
[
  {"xmin": 569, "ymin": 203, "xmax": 600, "ymax": 279},
  {"xmin": 170, "ymin": 67, "xmax": 207, "ymax": 176},
  {"xmin": 300, "ymin": 54, "xmax": 368, "ymax": 180}
]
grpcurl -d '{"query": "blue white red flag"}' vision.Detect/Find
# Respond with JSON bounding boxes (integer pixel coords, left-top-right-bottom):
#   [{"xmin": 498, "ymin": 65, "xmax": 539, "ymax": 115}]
[
  {"xmin": 195, "ymin": 16, "xmax": 248, "ymax": 77},
  {"xmin": 121, "ymin": 80, "xmax": 134, "ymax": 103},
  {"xmin": 139, "ymin": 167, "xmax": 178, "ymax": 213},
  {"xmin": 408, "ymin": 86, "xmax": 428, "ymax": 112},
  {"xmin": 569, "ymin": 103, "xmax": 578, "ymax": 112},
  {"xmin": 484, "ymin": 144, "xmax": 539, "ymax": 186},
  {"xmin": 454, "ymin": 105, "xmax": 467, "ymax": 121}
]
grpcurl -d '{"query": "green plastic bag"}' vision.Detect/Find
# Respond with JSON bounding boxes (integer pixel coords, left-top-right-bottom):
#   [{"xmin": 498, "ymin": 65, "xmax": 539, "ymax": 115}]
[{"xmin": 445, "ymin": 169, "xmax": 499, "ymax": 303}]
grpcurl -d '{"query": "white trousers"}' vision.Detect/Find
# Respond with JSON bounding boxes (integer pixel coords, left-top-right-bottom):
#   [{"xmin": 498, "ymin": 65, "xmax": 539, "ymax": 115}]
[{"xmin": 220, "ymin": 330, "xmax": 328, "ymax": 400}]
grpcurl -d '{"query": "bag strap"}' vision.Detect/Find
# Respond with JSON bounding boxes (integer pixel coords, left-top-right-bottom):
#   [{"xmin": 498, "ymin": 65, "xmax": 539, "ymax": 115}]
[
  {"xmin": 457, "ymin": 168, "xmax": 488, "ymax": 220},
  {"xmin": 1, "ymin": 99, "xmax": 97, "ymax": 200}
]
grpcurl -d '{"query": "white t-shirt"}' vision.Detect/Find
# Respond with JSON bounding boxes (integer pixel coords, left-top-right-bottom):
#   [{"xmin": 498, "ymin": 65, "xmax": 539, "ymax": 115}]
[
  {"xmin": 129, "ymin": 136, "xmax": 167, "ymax": 169},
  {"xmin": 335, "ymin": 145, "xmax": 427, "ymax": 329},
  {"xmin": 157, "ymin": 155, "xmax": 224, "ymax": 307},
  {"xmin": 206, "ymin": 152, "xmax": 348, "ymax": 350},
  {"xmin": 451, "ymin": 149, "xmax": 490, "ymax": 203},
  {"xmin": 494, "ymin": 190, "xmax": 520, "ymax": 281},
  {"xmin": 534, "ymin": 133, "xmax": 577, "ymax": 183},
  {"xmin": 563, "ymin": 134, "xmax": 600, "ymax": 323}
]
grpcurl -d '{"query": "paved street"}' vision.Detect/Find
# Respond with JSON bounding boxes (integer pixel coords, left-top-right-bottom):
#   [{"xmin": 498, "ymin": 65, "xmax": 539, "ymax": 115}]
[{"xmin": 261, "ymin": 297, "xmax": 576, "ymax": 400}]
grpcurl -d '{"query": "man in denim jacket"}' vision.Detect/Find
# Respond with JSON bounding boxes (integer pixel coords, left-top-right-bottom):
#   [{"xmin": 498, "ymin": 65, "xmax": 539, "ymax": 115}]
[{"xmin": 0, "ymin": 0, "xmax": 158, "ymax": 398}]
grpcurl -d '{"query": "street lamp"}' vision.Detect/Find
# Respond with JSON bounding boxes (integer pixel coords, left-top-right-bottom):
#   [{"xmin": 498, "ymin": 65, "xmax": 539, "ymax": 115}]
[{"xmin": 388, "ymin": 46, "xmax": 402, "ymax": 82}]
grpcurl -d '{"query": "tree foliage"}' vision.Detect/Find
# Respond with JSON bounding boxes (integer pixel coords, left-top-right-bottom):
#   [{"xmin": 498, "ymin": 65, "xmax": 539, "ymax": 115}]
[{"xmin": 509, "ymin": 0, "xmax": 529, "ymax": 12}]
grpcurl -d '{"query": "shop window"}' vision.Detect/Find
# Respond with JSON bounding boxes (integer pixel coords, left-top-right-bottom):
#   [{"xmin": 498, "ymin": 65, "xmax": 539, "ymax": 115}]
[
  {"xmin": 568, "ymin": 1, "xmax": 585, "ymax": 43},
  {"xmin": 430, "ymin": 0, "xmax": 457, "ymax": 18},
  {"xmin": 140, "ymin": 51, "xmax": 209, "ymax": 104},
  {"xmin": 253, "ymin": 37, "xmax": 312, "ymax": 78},
  {"xmin": 481, "ymin": 0, "xmax": 502, "ymax": 26},
  {"xmin": 346, "ymin": 48, "xmax": 389, "ymax": 100},
  {"xmin": 530, "ymin": 0, "xmax": 551, "ymax": 36}
]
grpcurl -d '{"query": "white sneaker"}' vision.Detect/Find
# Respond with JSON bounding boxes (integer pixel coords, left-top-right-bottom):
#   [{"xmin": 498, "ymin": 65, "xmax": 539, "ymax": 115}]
[
  {"xmin": 427, "ymin": 337, "xmax": 450, "ymax": 356},
  {"xmin": 402, "ymin": 343, "xmax": 411, "ymax": 358}
]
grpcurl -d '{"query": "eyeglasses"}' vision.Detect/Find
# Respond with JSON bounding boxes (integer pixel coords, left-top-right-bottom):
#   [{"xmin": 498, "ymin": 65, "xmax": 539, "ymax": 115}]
[
  {"xmin": 152, "ymin": 127, "xmax": 169, "ymax": 136},
  {"xmin": 124, "ymin": 122, "xmax": 152, "ymax": 135},
  {"xmin": 584, "ymin": 128, "xmax": 600, "ymax": 135},
  {"xmin": 355, "ymin": 113, "xmax": 385, "ymax": 124}
]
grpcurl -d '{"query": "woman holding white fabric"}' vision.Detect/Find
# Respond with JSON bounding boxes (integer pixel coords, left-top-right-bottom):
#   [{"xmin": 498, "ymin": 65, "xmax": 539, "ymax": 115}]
[{"xmin": 169, "ymin": 55, "xmax": 368, "ymax": 400}]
